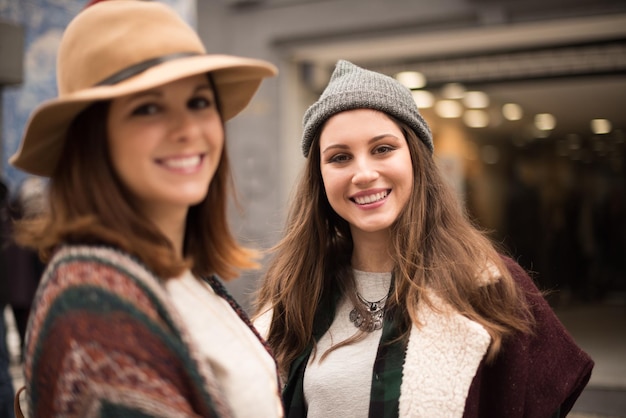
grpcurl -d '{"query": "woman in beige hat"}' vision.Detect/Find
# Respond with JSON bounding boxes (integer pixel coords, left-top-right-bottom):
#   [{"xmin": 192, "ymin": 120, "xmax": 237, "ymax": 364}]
[
  {"xmin": 11, "ymin": 1, "xmax": 282, "ymax": 417},
  {"xmin": 254, "ymin": 60, "xmax": 593, "ymax": 418}
]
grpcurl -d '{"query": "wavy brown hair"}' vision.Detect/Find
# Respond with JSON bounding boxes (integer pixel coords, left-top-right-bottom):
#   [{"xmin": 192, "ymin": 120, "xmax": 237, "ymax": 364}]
[
  {"xmin": 15, "ymin": 79, "xmax": 257, "ymax": 280},
  {"xmin": 254, "ymin": 115, "xmax": 533, "ymax": 375}
]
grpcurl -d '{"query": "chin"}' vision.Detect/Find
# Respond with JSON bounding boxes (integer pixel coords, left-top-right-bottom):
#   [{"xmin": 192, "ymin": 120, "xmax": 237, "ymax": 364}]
[
  {"xmin": 187, "ymin": 195, "xmax": 209, "ymax": 206},
  {"xmin": 354, "ymin": 224, "xmax": 392, "ymax": 234},
  {"xmin": 174, "ymin": 187, "xmax": 210, "ymax": 205}
]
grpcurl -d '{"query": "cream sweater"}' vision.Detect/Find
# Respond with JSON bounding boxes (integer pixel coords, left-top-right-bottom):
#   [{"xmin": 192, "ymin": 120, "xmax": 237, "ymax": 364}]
[
  {"xmin": 166, "ymin": 271, "xmax": 283, "ymax": 418},
  {"xmin": 303, "ymin": 270, "xmax": 392, "ymax": 418}
]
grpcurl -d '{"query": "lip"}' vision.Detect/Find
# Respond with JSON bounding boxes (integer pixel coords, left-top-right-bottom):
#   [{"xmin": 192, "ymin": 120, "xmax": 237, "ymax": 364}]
[
  {"xmin": 350, "ymin": 188, "xmax": 391, "ymax": 207},
  {"xmin": 156, "ymin": 153, "xmax": 205, "ymax": 173}
]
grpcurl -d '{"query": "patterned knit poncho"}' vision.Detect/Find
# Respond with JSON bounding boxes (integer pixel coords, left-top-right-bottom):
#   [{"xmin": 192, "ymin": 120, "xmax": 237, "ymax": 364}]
[{"xmin": 22, "ymin": 244, "xmax": 264, "ymax": 417}]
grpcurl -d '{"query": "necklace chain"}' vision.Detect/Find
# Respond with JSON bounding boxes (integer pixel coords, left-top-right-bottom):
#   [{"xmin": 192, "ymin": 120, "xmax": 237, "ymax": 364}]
[{"xmin": 349, "ymin": 292, "xmax": 388, "ymax": 332}]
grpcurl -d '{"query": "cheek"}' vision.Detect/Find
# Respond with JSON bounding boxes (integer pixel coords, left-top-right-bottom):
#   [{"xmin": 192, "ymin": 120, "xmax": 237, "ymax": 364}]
[
  {"xmin": 108, "ymin": 145, "xmax": 135, "ymax": 188},
  {"xmin": 320, "ymin": 170, "xmax": 345, "ymax": 210},
  {"xmin": 397, "ymin": 160, "xmax": 414, "ymax": 203},
  {"xmin": 320, "ymin": 168, "xmax": 334, "ymax": 196},
  {"xmin": 107, "ymin": 133, "xmax": 127, "ymax": 176},
  {"xmin": 213, "ymin": 129, "xmax": 225, "ymax": 154},
  {"xmin": 205, "ymin": 119, "xmax": 225, "ymax": 152},
  {"xmin": 107, "ymin": 127, "xmax": 150, "ymax": 182}
]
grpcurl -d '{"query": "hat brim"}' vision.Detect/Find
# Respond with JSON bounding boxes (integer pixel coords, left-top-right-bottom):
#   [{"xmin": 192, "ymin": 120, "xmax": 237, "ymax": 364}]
[{"xmin": 10, "ymin": 54, "xmax": 277, "ymax": 177}]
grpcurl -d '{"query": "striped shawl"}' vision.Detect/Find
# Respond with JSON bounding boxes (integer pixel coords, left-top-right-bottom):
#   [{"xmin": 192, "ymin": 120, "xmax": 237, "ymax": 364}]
[{"xmin": 22, "ymin": 244, "xmax": 274, "ymax": 417}]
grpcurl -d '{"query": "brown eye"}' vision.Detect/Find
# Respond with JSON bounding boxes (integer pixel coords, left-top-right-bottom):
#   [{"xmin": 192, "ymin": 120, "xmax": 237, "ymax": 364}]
[
  {"xmin": 374, "ymin": 145, "xmax": 394, "ymax": 154},
  {"xmin": 132, "ymin": 103, "xmax": 159, "ymax": 116},
  {"xmin": 328, "ymin": 153, "xmax": 350, "ymax": 163},
  {"xmin": 188, "ymin": 96, "xmax": 212, "ymax": 110}
]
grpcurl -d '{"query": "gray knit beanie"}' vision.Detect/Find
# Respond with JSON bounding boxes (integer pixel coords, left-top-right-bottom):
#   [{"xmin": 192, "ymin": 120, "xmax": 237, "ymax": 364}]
[{"xmin": 301, "ymin": 60, "xmax": 433, "ymax": 157}]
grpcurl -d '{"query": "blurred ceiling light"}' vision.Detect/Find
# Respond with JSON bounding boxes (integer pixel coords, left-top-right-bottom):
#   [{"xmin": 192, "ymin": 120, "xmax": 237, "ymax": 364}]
[
  {"xmin": 463, "ymin": 91, "xmax": 490, "ymax": 109},
  {"xmin": 534, "ymin": 113, "xmax": 556, "ymax": 131},
  {"xmin": 411, "ymin": 90, "xmax": 435, "ymax": 109},
  {"xmin": 502, "ymin": 103, "xmax": 523, "ymax": 121},
  {"xmin": 395, "ymin": 71, "xmax": 426, "ymax": 89},
  {"xmin": 435, "ymin": 100, "xmax": 463, "ymax": 118},
  {"xmin": 441, "ymin": 83, "xmax": 466, "ymax": 99},
  {"xmin": 591, "ymin": 119, "xmax": 612, "ymax": 134},
  {"xmin": 463, "ymin": 109, "xmax": 489, "ymax": 128}
]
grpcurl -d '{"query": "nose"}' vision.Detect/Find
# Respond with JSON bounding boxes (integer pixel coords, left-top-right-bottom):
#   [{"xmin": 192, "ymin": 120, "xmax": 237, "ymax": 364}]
[
  {"xmin": 351, "ymin": 157, "xmax": 379, "ymax": 185},
  {"xmin": 169, "ymin": 109, "xmax": 201, "ymax": 142}
]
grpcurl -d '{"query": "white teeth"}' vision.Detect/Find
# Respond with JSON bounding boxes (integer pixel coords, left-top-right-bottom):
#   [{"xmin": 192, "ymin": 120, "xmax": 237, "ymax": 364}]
[
  {"xmin": 162, "ymin": 155, "xmax": 201, "ymax": 169},
  {"xmin": 354, "ymin": 191, "xmax": 388, "ymax": 205}
]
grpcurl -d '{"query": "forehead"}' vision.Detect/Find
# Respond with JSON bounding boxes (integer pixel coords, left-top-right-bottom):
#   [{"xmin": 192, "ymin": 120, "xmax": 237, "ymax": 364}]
[{"xmin": 319, "ymin": 109, "xmax": 402, "ymax": 144}]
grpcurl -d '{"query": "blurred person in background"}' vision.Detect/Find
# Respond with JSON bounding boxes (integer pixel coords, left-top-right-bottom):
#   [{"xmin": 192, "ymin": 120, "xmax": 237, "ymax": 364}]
[
  {"xmin": 9, "ymin": 1, "xmax": 281, "ymax": 417},
  {"xmin": 4, "ymin": 177, "xmax": 47, "ymax": 361},
  {"xmin": 254, "ymin": 60, "xmax": 593, "ymax": 418},
  {"xmin": 0, "ymin": 178, "xmax": 15, "ymax": 418}
]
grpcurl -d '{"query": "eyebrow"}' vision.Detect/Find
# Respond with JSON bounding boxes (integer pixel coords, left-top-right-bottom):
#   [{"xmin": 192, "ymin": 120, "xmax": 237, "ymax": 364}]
[{"xmin": 321, "ymin": 133, "xmax": 401, "ymax": 154}]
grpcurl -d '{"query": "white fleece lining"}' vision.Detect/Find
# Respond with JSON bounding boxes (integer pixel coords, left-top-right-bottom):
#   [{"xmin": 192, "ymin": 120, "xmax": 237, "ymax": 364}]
[{"xmin": 399, "ymin": 295, "xmax": 491, "ymax": 418}]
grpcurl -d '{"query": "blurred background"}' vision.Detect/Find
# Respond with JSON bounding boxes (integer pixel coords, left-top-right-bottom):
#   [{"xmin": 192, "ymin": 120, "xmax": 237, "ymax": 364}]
[{"xmin": 1, "ymin": 0, "xmax": 625, "ymax": 416}]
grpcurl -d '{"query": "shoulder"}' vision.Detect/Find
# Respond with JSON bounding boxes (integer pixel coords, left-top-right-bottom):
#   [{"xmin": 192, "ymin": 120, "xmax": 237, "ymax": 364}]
[
  {"xmin": 473, "ymin": 254, "xmax": 534, "ymax": 288},
  {"xmin": 27, "ymin": 245, "xmax": 176, "ymax": 362},
  {"xmin": 469, "ymin": 255, "xmax": 594, "ymax": 417},
  {"xmin": 24, "ymin": 245, "xmax": 220, "ymax": 416},
  {"xmin": 474, "ymin": 254, "xmax": 543, "ymax": 301},
  {"xmin": 499, "ymin": 255, "xmax": 538, "ymax": 290},
  {"xmin": 497, "ymin": 254, "xmax": 559, "ymax": 316},
  {"xmin": 29, "ymin": 244, "xmax": 171, "ymax": 345},
  {"xmin": 44, "ymin": 244, "xmax": 168, "ymax": 300},
  {"xmin": 48, "ymin": 244, "xmax": 153, "ymax": 277},
  {"xmin": 33, "ymin": 244, "xmax": 174, "ymax": 329}
]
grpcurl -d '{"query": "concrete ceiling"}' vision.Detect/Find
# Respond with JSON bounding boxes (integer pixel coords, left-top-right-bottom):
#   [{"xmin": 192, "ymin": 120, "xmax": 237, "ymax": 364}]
[{"xmin": 290, "ymin": 13, "xmax": 626, "ymax": 148}]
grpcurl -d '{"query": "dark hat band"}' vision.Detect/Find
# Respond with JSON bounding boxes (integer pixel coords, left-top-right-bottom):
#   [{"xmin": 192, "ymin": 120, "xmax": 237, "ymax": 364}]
[{"xmin": 95, "ymin": 52, "xmax": 201, "ymax": 86}]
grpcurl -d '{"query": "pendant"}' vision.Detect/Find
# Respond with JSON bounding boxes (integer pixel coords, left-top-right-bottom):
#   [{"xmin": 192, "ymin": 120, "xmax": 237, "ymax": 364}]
[
  {"xmin": 349, "ymin": 305, "xmax": 384, "ymax": 332},
  {"xmin": 349, "ymin": 292, "xmax": 388, "ymax": 332}
]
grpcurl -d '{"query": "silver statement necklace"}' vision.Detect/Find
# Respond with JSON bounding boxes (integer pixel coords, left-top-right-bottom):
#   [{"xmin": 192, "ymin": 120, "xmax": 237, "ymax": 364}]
[{"xmin": 349, "ymin": 292, "xmax": 388, "ymax": 332}]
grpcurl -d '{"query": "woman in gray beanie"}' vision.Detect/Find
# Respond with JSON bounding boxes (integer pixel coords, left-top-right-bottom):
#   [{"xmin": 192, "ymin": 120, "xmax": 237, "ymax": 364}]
[{"xmin": 254, "ymin": 60, "xmax": 592, "ymax": 418}]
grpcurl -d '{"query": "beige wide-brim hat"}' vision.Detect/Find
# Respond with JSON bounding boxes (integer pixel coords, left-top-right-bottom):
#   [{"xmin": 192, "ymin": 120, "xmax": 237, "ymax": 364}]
[{"xmin": 10, "ymin": 0, "xmax": 278, "ymax": 177}]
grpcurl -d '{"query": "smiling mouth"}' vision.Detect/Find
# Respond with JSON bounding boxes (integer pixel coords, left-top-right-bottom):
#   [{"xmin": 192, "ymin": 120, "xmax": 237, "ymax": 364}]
[
  {"xmin": 159, "ymin": 154, "xmax": 204, "ymax": 169},
  {"xmin": 352, "ymin": 190, "xmax": 390, "ymax": 205}
]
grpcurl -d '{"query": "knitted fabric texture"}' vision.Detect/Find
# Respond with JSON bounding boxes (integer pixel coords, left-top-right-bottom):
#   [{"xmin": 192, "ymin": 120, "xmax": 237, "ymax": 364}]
[
  {"xmin": 22, "ymin": 245, "xmax": 280, "ymax": 417},
  {"xmin": 301, "ymin": 60, "xmax": 433, "ymax": 157}
]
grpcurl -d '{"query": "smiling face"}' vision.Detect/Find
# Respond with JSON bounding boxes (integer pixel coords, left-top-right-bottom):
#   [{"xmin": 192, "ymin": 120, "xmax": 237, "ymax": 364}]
[
  {"xmin": 107, "ymin": 74, "xmax": 224, "ymax": 223},
  {"xmin": 319, "ymin": 109, "xmax": 414, "ymax": 240}
]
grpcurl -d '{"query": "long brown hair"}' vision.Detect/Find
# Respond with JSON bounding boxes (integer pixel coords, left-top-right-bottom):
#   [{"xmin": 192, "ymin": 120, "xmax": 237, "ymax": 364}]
[
  {"xmin": 254, "ymin": 115, "xmax": 533, "ymax": 375},
  {"xmin": 15, "ymin": 78, "xmax": 257, "ymax": 280}
]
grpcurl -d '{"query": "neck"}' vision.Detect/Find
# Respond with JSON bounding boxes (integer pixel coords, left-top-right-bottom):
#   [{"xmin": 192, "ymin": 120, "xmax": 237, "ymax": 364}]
[
  {"xmin": 350, "ymin": 229, "xmax": 393, "ymax": 272},
  {"xmin": 143, "ymin": 205, "xmax": 188, "ymax": 257}
]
